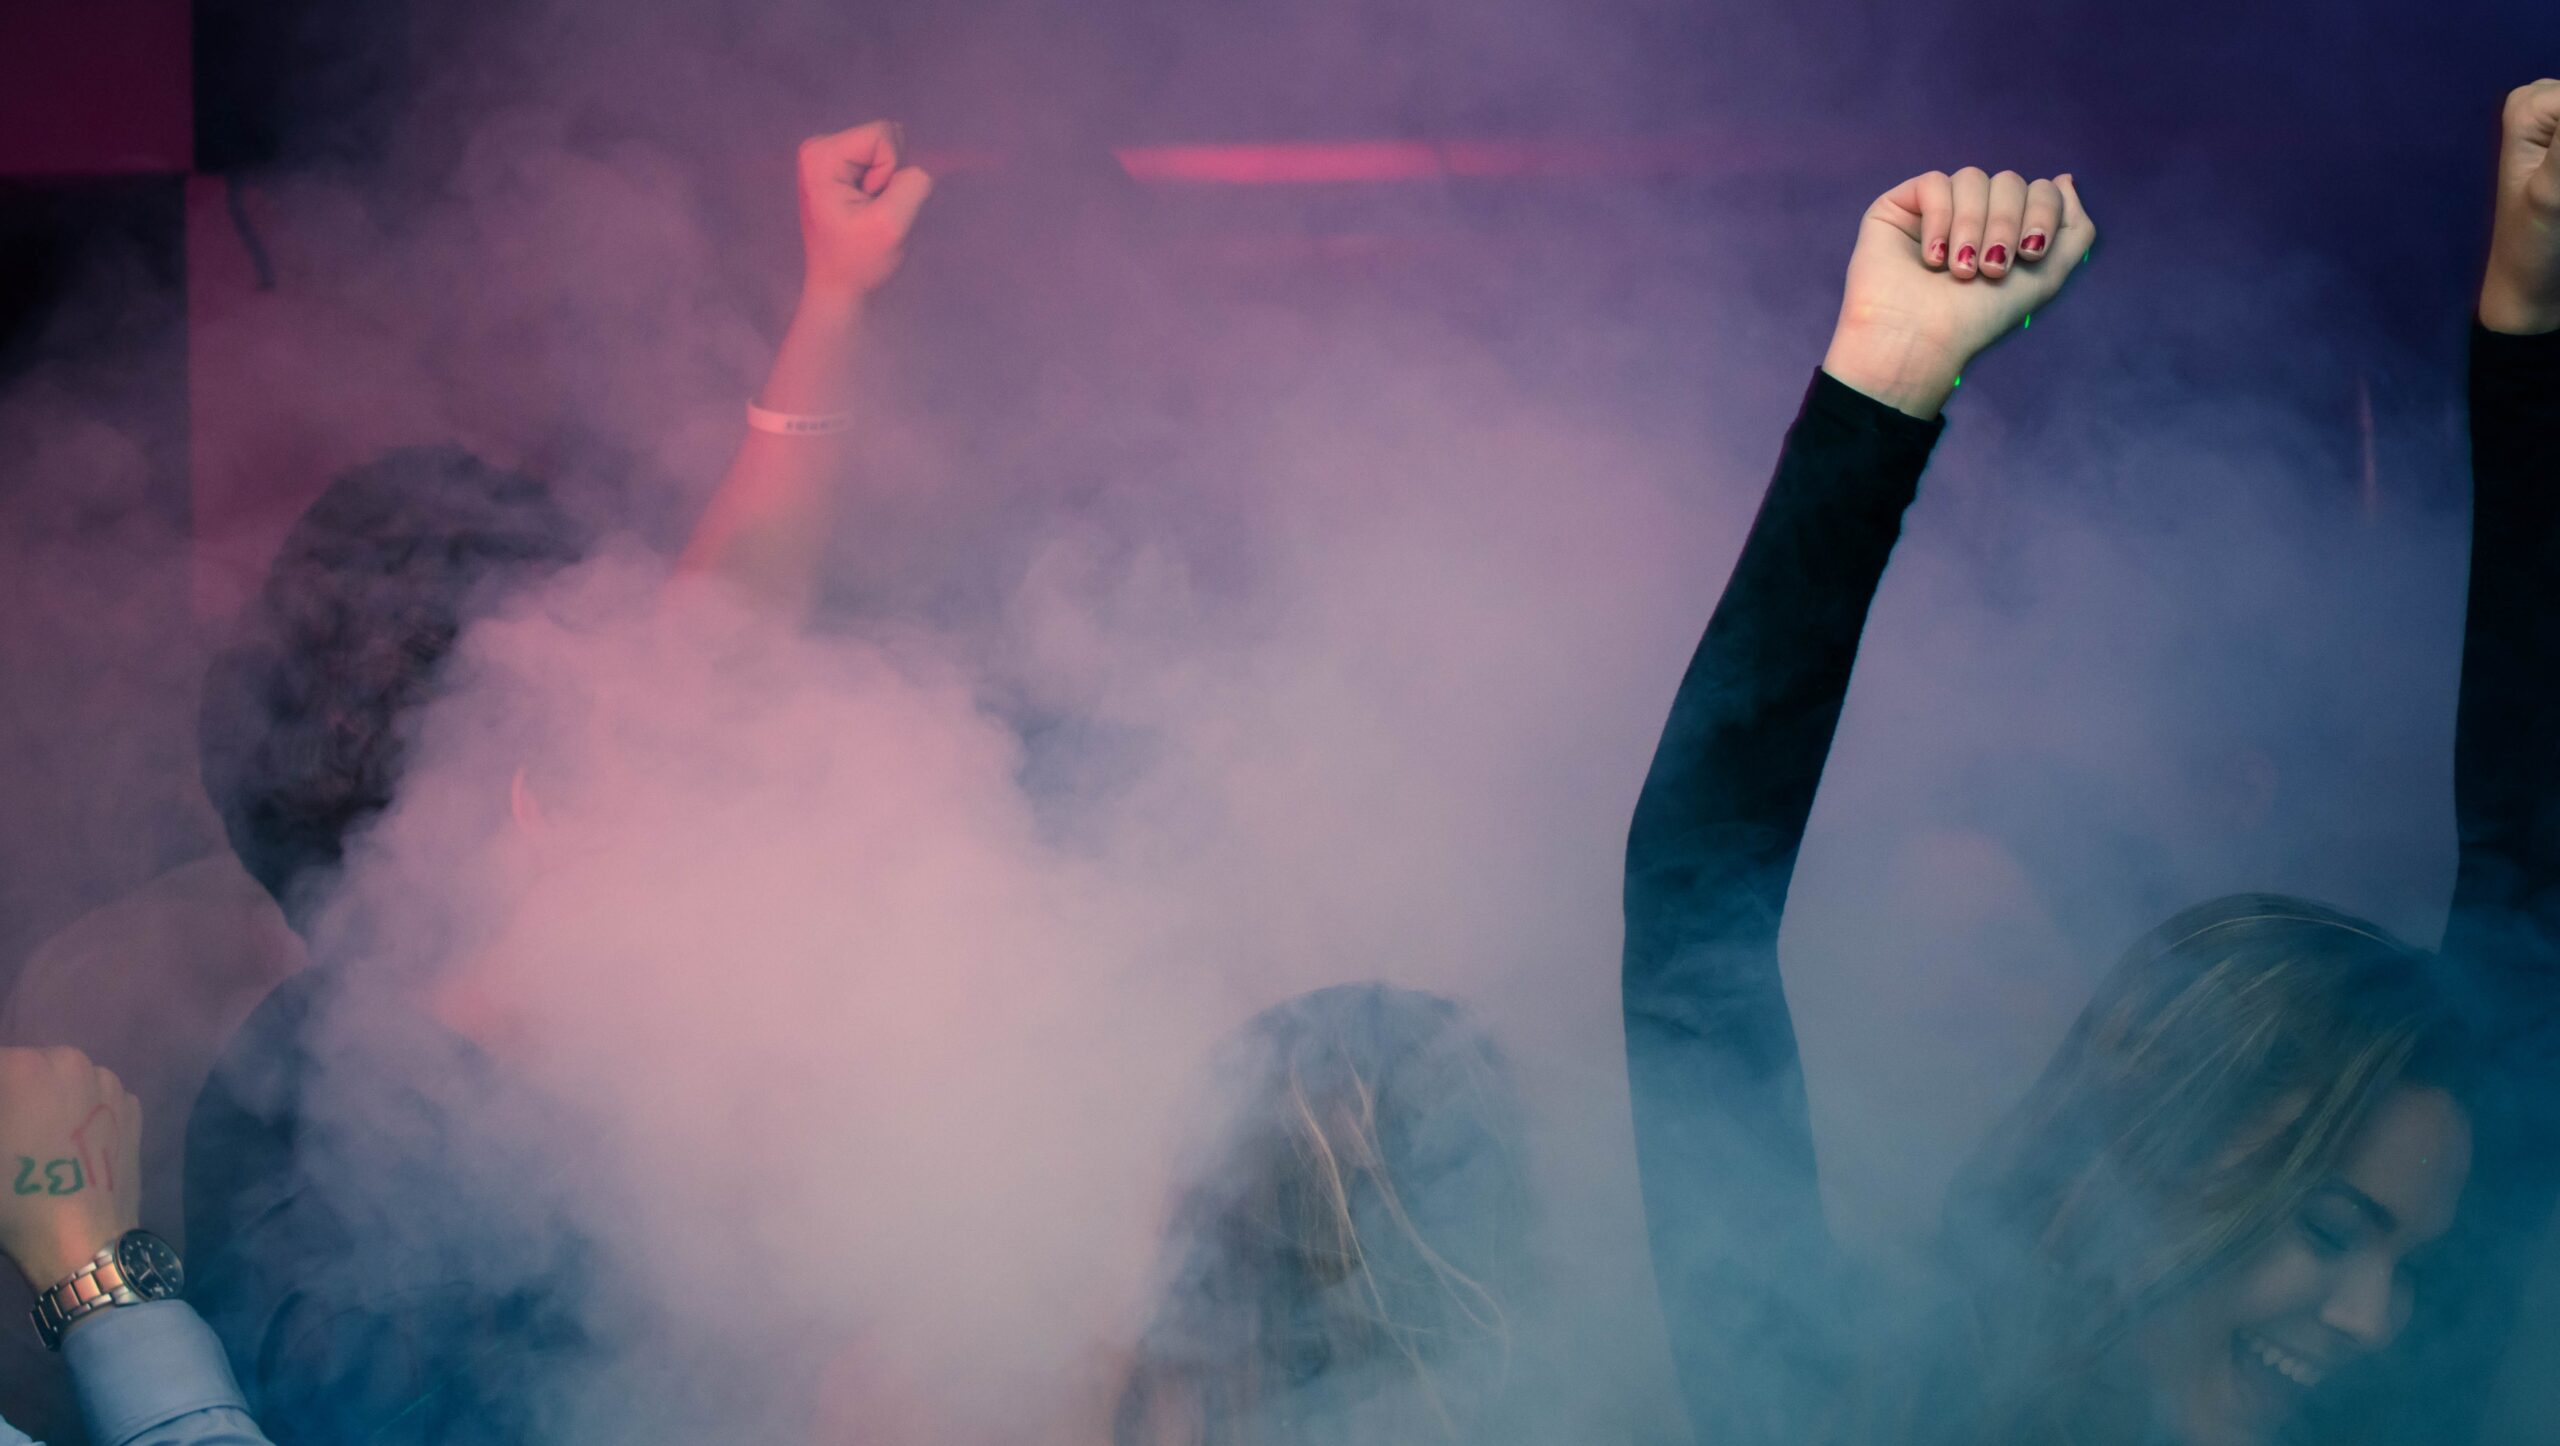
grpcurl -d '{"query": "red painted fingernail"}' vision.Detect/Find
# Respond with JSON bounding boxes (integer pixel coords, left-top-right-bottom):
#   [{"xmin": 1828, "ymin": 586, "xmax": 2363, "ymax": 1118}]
[
  {"xmin": 2022, "ymin": 232, "xmax": 2047, "ymax": 254},
  {"xmin": 1985, "ymin": 244, "xmax": 2008, "ymax": 267},
  {"xmin": 1929, "ymin": 239, "xmax": 1947, "ymax": 264},
  {"xmin": 1955, "ymin": 245, "xmax": 1977, "ymax": 269}
]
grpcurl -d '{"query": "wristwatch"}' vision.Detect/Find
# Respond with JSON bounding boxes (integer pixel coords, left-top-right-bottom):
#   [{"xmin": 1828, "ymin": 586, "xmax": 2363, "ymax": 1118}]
[{"xmin": 29, "ymin": 1230, "xmax": 184, "ymax": 1349}]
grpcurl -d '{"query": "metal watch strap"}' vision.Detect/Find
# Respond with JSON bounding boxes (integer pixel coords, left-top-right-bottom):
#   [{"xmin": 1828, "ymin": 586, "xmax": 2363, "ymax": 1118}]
[{"xmin": 30, "ymin": 1246, "xmax": 138, "ymax": 1350}]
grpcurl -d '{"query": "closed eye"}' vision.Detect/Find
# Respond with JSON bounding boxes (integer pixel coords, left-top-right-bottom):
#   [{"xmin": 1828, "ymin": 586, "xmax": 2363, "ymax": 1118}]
[{"xmin": 2298, "ymin": 1214, "xmax": 2354, "ymax": 1258}]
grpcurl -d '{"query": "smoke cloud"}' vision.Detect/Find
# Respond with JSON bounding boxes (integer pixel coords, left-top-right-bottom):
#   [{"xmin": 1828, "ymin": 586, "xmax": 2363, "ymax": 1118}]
[{"xmin": 8, "ymin": 0, "xmax": 2558, "ymax": 1442}]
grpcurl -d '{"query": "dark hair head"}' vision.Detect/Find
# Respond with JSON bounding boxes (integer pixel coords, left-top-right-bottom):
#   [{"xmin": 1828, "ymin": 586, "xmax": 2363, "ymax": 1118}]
[
  {"xmin": 198, "ymin": 445, "xmax": 586, "ymax": 932},
  {"xmin": 1116, "ymin": 983, "xmax": 1534, "ymax": 1446}
]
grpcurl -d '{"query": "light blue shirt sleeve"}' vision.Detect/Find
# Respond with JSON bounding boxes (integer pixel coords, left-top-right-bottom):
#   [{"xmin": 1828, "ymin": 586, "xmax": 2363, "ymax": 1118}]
[{"xmin": 53, "ymin": 1301, "xmax": 272, "ymax": 1446}]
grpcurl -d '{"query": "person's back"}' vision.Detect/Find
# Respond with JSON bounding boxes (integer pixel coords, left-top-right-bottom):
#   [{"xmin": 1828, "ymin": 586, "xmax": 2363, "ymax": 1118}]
[
  {"xmin": 187, "ymin": 966, "xmax": 599, "ymax": 1446},
  {"xmin": 187, "ymin": 113, "xmax": 940, "ymax": 1443},
  {"xmin": 183, "ymin": 445, "xmax": 589, "ymax": 1446}
]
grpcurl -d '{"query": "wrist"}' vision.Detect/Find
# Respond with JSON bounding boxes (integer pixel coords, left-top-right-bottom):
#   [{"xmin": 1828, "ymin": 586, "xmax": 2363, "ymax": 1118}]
[
  {"xmin": 792, "ymin": 285, "xmax": 870, "ymax": 332},
  {"xmin": 2479, "ymin": 279, "xmax": 2560, "ymax": 335},
  {"xmin": 13, "ymin": 1224, "xmax": 120, "ymax": 1295},
  {"xmin": 1822, "ymin": 323, "xmax": 1967, "ymax": 419},
  {"xmin": 752, "ymin": 290, "xmax": 870, "ymax": 419}
]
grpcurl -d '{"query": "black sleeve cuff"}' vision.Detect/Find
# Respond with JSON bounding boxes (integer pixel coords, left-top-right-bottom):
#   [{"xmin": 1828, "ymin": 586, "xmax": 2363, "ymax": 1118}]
[
  {"xmin": 1804, "ymin": 368, "xmax": 1949, "ymax": 452},
  {"xmin": 2473, "ymin": 321, "xmax": 2560, "ymax": 391}
]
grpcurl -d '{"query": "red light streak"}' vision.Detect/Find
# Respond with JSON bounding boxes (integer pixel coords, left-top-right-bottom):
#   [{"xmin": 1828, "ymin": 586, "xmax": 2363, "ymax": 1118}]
[{"xmin": 916, "ymin": 138, "xmax": 1750, "ymax": 187}]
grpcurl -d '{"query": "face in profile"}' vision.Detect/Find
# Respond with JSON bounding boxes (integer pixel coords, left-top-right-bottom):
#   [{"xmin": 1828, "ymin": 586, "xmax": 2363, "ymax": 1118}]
[{"xmin": 2137, "ymin": 1085, "xmax": 2472, "ymax": 1446}]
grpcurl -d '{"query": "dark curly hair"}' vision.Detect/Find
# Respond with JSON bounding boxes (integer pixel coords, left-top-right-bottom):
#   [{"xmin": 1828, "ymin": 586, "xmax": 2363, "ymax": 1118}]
[{"xmin": 197, "ymin": 445, "xmax": 587, "ymax": 932}]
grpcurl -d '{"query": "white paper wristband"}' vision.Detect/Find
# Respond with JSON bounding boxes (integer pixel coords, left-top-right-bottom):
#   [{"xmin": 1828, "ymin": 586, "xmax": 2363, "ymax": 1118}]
[{"xmin": 746, "ymin": 402, "xmax": 856, "ymax": 436}]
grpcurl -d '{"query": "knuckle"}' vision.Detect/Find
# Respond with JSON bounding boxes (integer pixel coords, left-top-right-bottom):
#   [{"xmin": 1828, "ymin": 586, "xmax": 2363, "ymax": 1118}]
[
  {"xmin": 1993, "ymin": 169, "xmax": 2026, "ymax": 187},
  {"xmin": 1953, "ymin": 165, "xmax": 1989, "ymax": 183}
]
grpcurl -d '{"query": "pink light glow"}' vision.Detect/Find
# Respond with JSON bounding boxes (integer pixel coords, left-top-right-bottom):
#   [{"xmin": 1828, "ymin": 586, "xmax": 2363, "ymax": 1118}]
[{"xmin": 1110, "ymin": 137, "xmax": 1742, "ymax": 185}]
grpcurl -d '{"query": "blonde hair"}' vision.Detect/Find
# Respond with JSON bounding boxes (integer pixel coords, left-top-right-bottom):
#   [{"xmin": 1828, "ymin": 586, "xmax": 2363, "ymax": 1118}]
[
  {"xmin": 1116, "ymin": 985, "xmax": 1532, "ymax": 1446},
  {"xmin": 1855, "ymin": 894, "xmax": 2474, "ymax": 1446}
]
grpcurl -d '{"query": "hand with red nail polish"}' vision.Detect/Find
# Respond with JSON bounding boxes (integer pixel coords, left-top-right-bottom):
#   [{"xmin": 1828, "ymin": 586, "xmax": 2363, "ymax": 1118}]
[{"xmin": 1822, "ymin": 165, "xmax": 2097, "ymax": 416}]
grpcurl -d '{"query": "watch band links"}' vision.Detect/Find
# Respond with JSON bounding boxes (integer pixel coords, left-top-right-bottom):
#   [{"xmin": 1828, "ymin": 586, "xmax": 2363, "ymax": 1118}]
[{"xmin": 30, "ymin": 1247, "xmax": 139, "ymax": 1350}]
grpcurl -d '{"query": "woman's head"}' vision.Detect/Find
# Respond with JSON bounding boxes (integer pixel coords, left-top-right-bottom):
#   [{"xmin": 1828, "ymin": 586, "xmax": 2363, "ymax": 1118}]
[
  {"xmin": 1115, "ymin": 984, "xmax": 1532, "ymax": 1446},
  {"xmin": 1935, "ymin": 894, "xmax": 2476, "ymax": 1446}
]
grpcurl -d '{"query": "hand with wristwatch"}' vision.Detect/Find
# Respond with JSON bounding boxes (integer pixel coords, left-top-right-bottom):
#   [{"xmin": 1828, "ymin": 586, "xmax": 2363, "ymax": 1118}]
[{"xmin": 0, "ymin": 1047, "xmax": 183, "ymax": 1349}]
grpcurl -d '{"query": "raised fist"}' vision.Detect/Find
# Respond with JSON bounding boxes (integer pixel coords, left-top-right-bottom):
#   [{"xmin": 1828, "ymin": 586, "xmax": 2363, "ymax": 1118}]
[
  {"xmin": 2482, "ymin": 80, "xmax": 2560, "ymax": 334},
  {"xmin": 1824, "ymin": 167, "xmax": 2097, "ymax": 416},
  {"xmin": 0, "ymin": 1047, "xmax": 141, "ymax": 1291},
  {"xmin": 798, "ymin": 120, "xmax": 935, "ymax": 303}
]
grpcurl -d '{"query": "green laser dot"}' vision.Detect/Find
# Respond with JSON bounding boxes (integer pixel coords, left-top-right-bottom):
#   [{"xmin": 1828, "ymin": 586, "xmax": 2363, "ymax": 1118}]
[{"xmin": 2022, "ymin": 314, "xmax": 2032, "ymax": 329}]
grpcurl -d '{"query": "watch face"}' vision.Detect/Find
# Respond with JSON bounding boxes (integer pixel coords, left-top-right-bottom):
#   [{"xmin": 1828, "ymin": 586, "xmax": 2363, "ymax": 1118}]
[{"xmin": 115, "ymin": 1232, "xmax": 184, "ymax": 1300}]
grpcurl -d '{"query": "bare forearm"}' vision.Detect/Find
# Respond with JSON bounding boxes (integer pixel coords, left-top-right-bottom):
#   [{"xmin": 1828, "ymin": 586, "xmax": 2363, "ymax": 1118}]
[
  {"xmin": 2481, "ymin": 198, "xmax": 2560, "ymax": 334},
  {"xmin": 677, "ymin": 293, "xmax": 867, "ymax": 616},
  {"xmin": 676, "ymin": 118, "xmax": 932, "ymax": 619},
  {"xmin": 2480, "ymin": 242, "xmax": 2560, "ymax": 335}
]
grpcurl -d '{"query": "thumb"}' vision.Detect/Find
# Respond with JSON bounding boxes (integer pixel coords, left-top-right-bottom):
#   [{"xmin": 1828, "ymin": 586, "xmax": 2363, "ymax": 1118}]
[
  {"xmin": 871, "ymin": 167, "xmax": 935, "ymax": 238},
  {"xmin": 2053, "ymin": 173, "xmax": 2099, "ymax": 266}
]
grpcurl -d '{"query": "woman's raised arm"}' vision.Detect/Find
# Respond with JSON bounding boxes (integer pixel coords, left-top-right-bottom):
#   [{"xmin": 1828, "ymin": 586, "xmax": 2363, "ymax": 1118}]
[
  {"xmin": 2406, "ymin": 77, "xmax": 2560, "ymax": 1446},
  {"xmin": 1624, "ymin": 166, "xmax": 2093, "ymax": 1446}
]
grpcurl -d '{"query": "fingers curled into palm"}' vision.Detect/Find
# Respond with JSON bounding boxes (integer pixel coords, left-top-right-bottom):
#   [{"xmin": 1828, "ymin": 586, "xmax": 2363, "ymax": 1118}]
[{"xmin": 798, "ymin": 119, "xmax": 937, "ymax": 301}]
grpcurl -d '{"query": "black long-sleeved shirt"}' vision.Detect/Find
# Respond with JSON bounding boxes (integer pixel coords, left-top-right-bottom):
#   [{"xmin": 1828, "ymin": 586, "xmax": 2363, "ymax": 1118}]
[
  {"xmin": 1623, "ymin": 329, "xmax": 2560, "ymax": 1446},
  {"xmin": 1623, "ymin": 370, "xmax": 1938, "ymax": 1446}
]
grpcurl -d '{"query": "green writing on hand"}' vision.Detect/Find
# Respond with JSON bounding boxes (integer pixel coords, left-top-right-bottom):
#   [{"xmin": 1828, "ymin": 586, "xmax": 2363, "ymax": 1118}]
[{"xmin": 12, "ymin": 1156, "xmax": 85, "ymax": 1196}]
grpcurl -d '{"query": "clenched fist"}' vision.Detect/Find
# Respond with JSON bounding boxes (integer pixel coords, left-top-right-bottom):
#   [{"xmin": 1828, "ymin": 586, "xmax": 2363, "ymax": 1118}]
[
  {"xmin": 0, "ymin": 1047, "xmax": 141, "ymax": 1291},
  {"xmin": 1823, "ymin": 167, "xmax": 2098, "ymax": 418},
  {"xmin": 798, "ymin": 120, "xmax": 935, "ymax": 304},
  {"xmin": 2482, "ymin": 80, "xmax": 2560, "ymax": 335}
]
